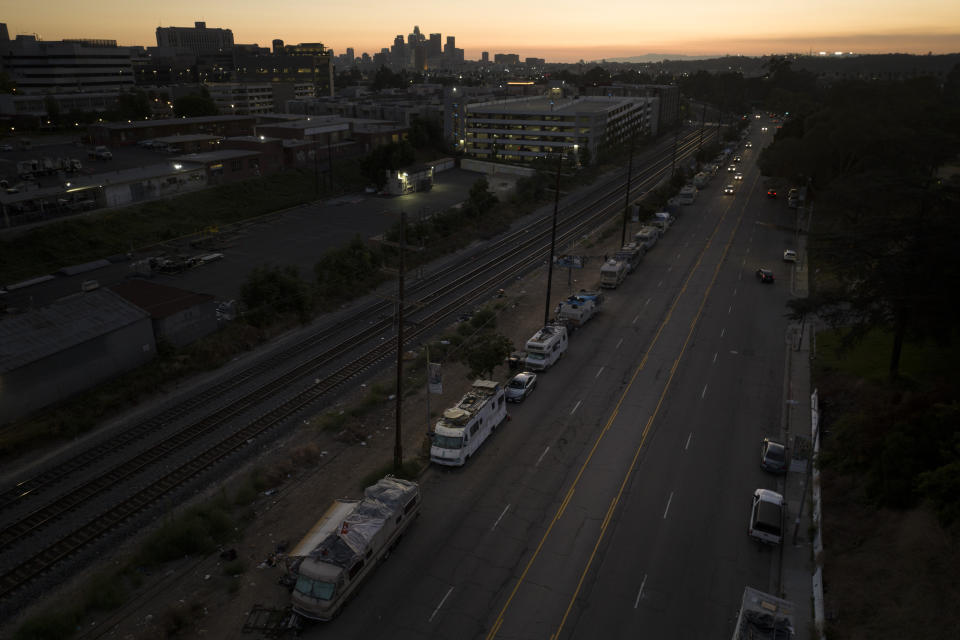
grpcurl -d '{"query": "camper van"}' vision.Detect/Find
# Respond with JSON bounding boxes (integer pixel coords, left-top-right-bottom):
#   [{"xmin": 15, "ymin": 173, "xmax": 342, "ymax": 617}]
[
  {"xmin": 525, "ymin": 324, "xmax": 569, "ymax": 371},
  {"xmin": 677, "ymin": 185, "xmax": 697, "ymax": 205},
  {"xmin": 599, "ymin": 258, "xmax": 628, "ymax": 288},
  {"xmin": 430, "ymin": 380, "xmax": 508, "ymax": 466},
  {"xmin": 288, "ymin": 477, "xmax": 421, "ymax": 621}
]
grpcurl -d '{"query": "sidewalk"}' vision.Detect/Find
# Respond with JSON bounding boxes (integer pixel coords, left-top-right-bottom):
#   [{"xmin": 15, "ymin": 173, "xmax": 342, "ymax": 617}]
[{"xmin": 777, "ymin": 203, "xmax": 815, "ymax": 638}]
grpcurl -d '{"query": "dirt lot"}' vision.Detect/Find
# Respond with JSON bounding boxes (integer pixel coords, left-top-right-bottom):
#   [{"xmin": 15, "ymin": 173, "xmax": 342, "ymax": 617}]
[{"xmin": 3, "ymin": 206, "xmax": 631, "ymax": 640}]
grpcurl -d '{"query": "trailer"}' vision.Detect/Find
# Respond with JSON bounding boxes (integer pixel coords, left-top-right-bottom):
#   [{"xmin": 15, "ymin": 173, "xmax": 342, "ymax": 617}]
[
  {"xmin": 614, "ymin": 242, "xmax": 644, "ymax": 273},
  {"xmin": 556, "ymin": 297, "xmax": 597, "ymax": 328},
  {"xmin": 287, "ymin": 476, "xmax": 421, "ymax": 621},
  {"xmin": 599, "ymin": 258, "xmax": 628, "ymax": 288},
  {"xmin": 430, "ymin": 380, "xmax": 508, "ymax": 465},
  {"xmin": 634, "ymin": 226, "xmax": 660, "ymax": 252},
  {"xmin": 731, "ymin": 586, "xmax": 795, "ymax": 639},
  {"xmin": 524, "ymin": 324, "xmax": 569, "ymax": 371}
]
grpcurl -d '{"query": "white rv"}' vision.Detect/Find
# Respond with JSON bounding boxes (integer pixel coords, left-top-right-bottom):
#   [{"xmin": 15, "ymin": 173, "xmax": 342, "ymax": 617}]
[
  {"xmin": 524, "ymin": 324, "xmax": 569, "ymax": 371},
  {"xmin": 599, "ymin": 258, "xmax": 628, "ymax": 288},
  {"xmin": 634, "ymin": 226, "xmax": 660, "ymax": 251},
  {"xmin": 430, "ymin": 380, "xmax": 507, "ymax": 466},
  {"xmin": 288, "ymin": 476, "xmax": 421, "ymax": 621},
  {"xmin": 677, "ymin": 184, "xmax": 697, "ymax": 204},
  {"xmin": 614, "ymin": 242, "xmax": 644, "ymax": 273},
  {"xmin": 556, "ymin": 297, "xmax": 597, "ymax": 328}
]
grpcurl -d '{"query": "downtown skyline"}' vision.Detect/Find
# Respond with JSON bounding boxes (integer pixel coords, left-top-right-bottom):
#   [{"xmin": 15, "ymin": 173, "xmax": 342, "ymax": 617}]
[{"xmin": 4, "ymin": 0, "xmax": 960, "ymax": 63}]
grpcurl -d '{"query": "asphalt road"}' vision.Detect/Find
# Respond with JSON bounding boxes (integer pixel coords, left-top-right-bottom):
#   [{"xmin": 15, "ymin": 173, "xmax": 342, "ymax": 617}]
[{"xmin": 307, "ymin": 127, "xmax": 798, "ymax": 639}]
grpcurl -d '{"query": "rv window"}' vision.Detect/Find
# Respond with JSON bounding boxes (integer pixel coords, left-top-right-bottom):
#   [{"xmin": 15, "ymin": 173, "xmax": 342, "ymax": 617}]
[
  {"xmin": 470, "ymin": 423, "xmax": 479, "ymax": 436},
  {"xmin": 294, "ymin": 576, "xmax": 336, "ymax": 601},
  {"xmin": 432, "ymin": 434, "xmax": 463, "ymax": 449},
  {"xmin": 348, "ymin": 560, "xmax": 364, "ymax": 579}
]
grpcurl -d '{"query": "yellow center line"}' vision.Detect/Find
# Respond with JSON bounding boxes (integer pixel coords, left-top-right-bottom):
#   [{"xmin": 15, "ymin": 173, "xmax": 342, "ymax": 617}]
[
  {"xmin": 551, "ymin": 197, "xmax": 751, "ymax": 639},
  {"xmin": 486, "ymin": 179, "xmax": 753, "ymax": 640}
]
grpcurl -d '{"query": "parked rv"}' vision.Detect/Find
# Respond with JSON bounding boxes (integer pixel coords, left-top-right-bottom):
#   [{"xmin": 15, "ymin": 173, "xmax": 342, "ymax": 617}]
[
  {"xmin": 614, "ymin": 242, "xmax": 644, "ymax": 273},
  {"xmin": 525, "ymin": 324, "xmax": 569, "ymax": 371},
  {"xmin": 599, "ymin": 258, "xmax": 628, "ymax": 289},
  {"xmin": 556, "ymin": 297, "xmax": 597, "ymax": 328},
  {"xmin": 677, "ymin": 185, "xmax": 697, "ymax": 204},
  {"xmin": 634, "ymin": 226, "xmax": 660, "ymax": 251},
  {"xmin": 287, "ymin": 476, "xmax": 421, "ymax": 621},
  {"xmin": 430, "ymin": 380, "xmax": 508, "ymax": 466}
]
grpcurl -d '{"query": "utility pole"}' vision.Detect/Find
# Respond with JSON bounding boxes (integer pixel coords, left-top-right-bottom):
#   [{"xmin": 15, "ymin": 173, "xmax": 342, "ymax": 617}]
[
  {"xmin": 621, "ymin": 134, "xmax": 635, "ymax": 247},
  {"xmin": 544, "ymin": 149, "xmax": 563, "ymax": 326}
]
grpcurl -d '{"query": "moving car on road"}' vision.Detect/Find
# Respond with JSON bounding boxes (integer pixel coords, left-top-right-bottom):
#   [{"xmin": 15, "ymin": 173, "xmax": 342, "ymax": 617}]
[
  {"xmin": 756, "ymin": 268, "xmax": 775, "ymax": 283},
  {"xmin": 766, "ymin": 188, "xmax": 778, "ymax": 198},
  {"xmin": 723, "ymin": 184, "xmax": 736, "ymax": 195},
  {"xmin": 783, "ymin": 249, "xmax": 797, "ymax": 262}
]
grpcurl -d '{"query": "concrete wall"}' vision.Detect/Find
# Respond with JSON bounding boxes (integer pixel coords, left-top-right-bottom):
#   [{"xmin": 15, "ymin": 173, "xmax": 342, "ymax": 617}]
[
  {"xmin": 156, "ymin": 300, "xmax": 218, "ymax": 348},
  {"xmin": 460, "ymin": 159, "xmax": 536, "ymax": 177},
  {"xmin": 0, "ymin": 317, "xmax": 156, "ymax": 422}
]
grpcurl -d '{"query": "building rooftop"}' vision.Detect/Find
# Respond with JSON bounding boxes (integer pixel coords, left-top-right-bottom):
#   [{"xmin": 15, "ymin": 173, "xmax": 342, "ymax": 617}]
[
  {"xmin": 92, "ymin": 115, "xmax": 256, "ymax": 131},
  {"xmin": 110, "ymin": 279, "xmax": 214, "ymax": 319},
  {"xmin": 469, "ymin": 96, "xmax": 637, "ymax": 116},
  {"xmin": 0, "ymin": 289, "xmax": 149, "ymax": 373},
  {"xmin": 64, "ymin": 162, "xmax": 206, "ymax": 189},
  {"xmin": 169, "ymin": 149, "xmax": 260, "ymax": 163}
]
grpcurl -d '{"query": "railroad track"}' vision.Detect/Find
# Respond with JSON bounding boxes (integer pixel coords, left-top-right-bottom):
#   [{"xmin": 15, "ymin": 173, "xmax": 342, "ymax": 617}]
[{"xmin": 0, "ymin": 129, "xmax": 714, "ymax": 602}]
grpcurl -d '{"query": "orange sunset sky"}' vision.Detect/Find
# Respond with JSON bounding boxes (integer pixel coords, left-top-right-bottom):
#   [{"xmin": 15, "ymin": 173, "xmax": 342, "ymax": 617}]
[{"xmin": 4, "ymin": 0, "xmax": 959, "ymax": 62}]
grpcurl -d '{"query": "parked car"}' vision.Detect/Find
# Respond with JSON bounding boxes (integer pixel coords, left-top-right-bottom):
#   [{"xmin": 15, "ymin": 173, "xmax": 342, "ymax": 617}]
[
  {"xmin": 756, "ymin": 268, "xmax": 775, "ymax": 283},
  {"xmin": 0, "ymin": 143, "xmax": 13, "ymax": 151},
  {"xmin": 749, "ymin": 488, "xmax": 785, "ymax": 545},
  {"xmin": 760, "ymin": 438, "xmax": 789, "ymax": 474},
  {"xmin": 783, "ymin": 250, "xmax": 798, "ymax": 263},
  {"xmin": 505, "ymin": 372, "xmax": 537, "ymax": 402}
]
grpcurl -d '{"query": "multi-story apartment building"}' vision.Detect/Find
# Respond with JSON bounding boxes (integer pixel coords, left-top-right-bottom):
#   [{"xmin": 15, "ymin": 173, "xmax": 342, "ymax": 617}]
[
  {"xmin": 582, "ymin": 83, "xmax": 680, "ymax": 128},
  {"xmin": 463, "ymin": 95, "xmax": 659, "ymax": 165},
  {"xmin": 205, "ymin": 82, "xmax": 315, "ymax": 115}
]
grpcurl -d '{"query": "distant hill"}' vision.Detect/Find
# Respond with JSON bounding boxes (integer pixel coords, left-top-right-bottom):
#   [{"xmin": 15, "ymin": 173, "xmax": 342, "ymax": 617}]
[{"xmin": 597, "ymin": 53, "xmax": 717, "ymax": 63}]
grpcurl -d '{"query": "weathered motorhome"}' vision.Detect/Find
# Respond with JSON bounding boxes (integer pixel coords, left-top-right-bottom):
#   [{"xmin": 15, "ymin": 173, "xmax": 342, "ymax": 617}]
[
  {"xmin": 430, "ymin": 380, "xmax": 508, "ymax": 466},
  {"xmin": 288, "ymin": 477, "xmax": 421, "ymax": 621}
]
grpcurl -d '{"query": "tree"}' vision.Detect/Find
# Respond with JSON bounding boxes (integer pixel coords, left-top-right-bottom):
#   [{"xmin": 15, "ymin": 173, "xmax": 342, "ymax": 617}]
[
  {"xmin": 114, "ymin": 90, "xmax": 152, "ymax": 120},
  {"xmin": 360, "ymin": 141, "xmax": 416, "ymax": 186},
  {"xmin": 174, "ymin": 92, "xmax": 218, "ymax": 118},
  {"xmin": 241, "ymin": 265, "xmax": 313, "ymax": 326},
  {"xmin": 465, "ymin": 177, "xmax": 498, "ymax": 216},
  {"xmin": 463, "ymin": 332, "xmax": 513, "ymax": 379},
  {"xmin": 769, "ymin": 79, "xmax": 960, "ymax": 379}
]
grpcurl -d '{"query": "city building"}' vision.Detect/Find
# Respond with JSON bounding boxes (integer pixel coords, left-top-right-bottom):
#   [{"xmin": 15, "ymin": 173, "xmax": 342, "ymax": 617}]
[
  {"xmin": 0, "ymin": 289, "xmax": 156, "ymax": 423},
  {"xmin": 111, "ymin": 280, "xmax": 218, "ymax": 348},
  {"xmin": 582, "ymin": 83, "xmax": 680, "ymax": 128},
  {"xmin": 463, "ymin": 95, "xmax": 659, "ymax": 165},
  {"xmin": 155, "ymin": 21, "xmax": 234, "ymax": 55},
  {"xmin": 0, "ymin": 29, "xmax": 135, "ymax": 95}
]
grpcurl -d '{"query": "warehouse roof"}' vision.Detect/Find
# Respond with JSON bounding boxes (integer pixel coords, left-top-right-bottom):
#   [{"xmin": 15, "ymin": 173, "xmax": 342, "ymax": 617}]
[
  {"xmin": 0, "ymin": 288, "xmax": 149, "ymax": 373},
  {"xmin": 110, "ymin": 280, "xmax": 214, "ymax": 319}
]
